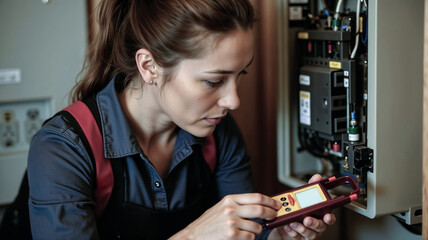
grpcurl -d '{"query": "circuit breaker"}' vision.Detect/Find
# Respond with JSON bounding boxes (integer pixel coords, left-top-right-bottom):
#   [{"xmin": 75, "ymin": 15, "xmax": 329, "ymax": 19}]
[{"xmin": 276, "ymin": 0, "xmax": 423, "ymax": 225}]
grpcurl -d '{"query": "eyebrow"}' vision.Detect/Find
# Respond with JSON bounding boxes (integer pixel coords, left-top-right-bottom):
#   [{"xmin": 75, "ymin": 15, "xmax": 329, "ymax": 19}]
[{"xmin": 203, "ymin": 56, "xmax": 254, "ymax": 74}]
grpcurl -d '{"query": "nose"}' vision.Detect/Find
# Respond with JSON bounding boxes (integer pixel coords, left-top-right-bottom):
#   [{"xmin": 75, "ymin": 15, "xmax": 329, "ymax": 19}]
[{"xmin": 218, "ymin": 82, "xmax": 240, "ymax": 110}]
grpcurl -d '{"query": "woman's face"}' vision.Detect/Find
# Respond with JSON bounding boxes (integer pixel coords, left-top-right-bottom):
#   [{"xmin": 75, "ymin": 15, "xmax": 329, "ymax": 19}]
[{"xmin": 156, "ymin": 29, "xmax": 254, "ymax": 137}]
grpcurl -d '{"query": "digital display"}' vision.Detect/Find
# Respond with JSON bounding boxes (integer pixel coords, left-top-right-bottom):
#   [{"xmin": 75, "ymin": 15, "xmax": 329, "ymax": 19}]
[{"xmin": 295, "ymin": 186, "xmax": 325, "ymax": 208}]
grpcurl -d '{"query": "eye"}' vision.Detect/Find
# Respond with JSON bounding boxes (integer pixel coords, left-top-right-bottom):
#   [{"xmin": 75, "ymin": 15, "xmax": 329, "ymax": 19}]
[
  {"xmin": 239, "ymin": 70, "xmax": 249, "ymax": 75},
  {"xmin": 203, "ymin": 78, "xmax": 224, "ymax": 87}
]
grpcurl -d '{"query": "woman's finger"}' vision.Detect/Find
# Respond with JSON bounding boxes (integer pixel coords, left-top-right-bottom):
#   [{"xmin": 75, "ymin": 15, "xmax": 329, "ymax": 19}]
[
  {"xmin": 225, "ymin": 193, "xmax": 281, "ymax": 209},
  {"xmin": 219, "ymin": 194, "xmax": 280, "ymax": 220},
  {"xmin": 289, "ymin": 222, "xmax": 318, "ymax": 240},
  {"xmin": 233, "ymin": 204, "xmax": 278, "ymax": 220},
  {"xmin": 303, "ymin": 217, "xmax": 327, "ymax": 233},
  {"xmin": 281, "ymin": 224, "xmax": 301, "ymax": 239},
  {"xmin": 323, "ymin": 213, "xmax": 336, "ymax": 225},
  {"xmin": 308, "ymin": 174, "xmax": 322, "ymax": 184},
  {"xmin": 232, "ymin": 218, "xmax": 264, "ymax": 235}
]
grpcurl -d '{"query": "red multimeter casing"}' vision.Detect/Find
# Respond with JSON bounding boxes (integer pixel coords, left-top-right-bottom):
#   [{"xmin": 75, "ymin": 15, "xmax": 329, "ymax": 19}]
[{"xmin": 263, "ymin": 176, "xmax": 359, "ymax": 229}]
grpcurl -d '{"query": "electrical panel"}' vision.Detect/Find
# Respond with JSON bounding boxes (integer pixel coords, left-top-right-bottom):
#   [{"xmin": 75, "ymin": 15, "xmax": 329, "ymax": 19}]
[{"xmin": 276, "ymin": 0, "xmax": 423, "ymax": 225}]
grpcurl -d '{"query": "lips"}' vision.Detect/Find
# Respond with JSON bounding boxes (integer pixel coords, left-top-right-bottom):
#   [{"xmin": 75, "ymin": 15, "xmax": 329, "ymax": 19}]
[{"xmin": 204, "ymin": 117, "xmax": 223, "ymax": 125}]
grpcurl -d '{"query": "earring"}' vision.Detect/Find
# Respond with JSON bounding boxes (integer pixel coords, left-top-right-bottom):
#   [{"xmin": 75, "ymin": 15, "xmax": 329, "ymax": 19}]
[{"xmin": 149, "ymin": 80, "xmax": 154, "ymax": 85}]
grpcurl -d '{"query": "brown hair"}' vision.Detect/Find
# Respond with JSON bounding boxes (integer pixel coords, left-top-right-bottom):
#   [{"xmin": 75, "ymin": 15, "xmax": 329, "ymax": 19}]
[{"xmin": 71, "ymin": 0, "xmax": 256, "ymax": 102}]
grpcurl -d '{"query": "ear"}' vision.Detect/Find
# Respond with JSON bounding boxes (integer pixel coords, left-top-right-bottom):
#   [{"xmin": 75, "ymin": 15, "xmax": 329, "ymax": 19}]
[{"xmin": 135, "ymin": 48, "xmax": 158, "ymax": 84}]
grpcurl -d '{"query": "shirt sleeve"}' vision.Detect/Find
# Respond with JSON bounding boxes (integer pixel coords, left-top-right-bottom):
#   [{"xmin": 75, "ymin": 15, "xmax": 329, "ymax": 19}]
[
  {"xmin": 27, "ymin": 115, "xmax": 99, "ymax": 240},
  {"xmin": 213, "ymin": 114, "xmax": 272, "ymax": 239}
]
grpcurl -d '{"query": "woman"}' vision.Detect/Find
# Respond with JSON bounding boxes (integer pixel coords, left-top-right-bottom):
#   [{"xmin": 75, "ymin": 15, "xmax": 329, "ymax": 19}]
[{"xmin": 27, "ymin": 0, "xmax": 335, "ymax": 239}]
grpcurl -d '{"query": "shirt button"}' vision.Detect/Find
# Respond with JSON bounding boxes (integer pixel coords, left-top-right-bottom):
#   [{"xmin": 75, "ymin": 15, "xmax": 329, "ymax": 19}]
[{"xmin": 154, "ymin": 181, "xmax": 161, "ymax": 188}]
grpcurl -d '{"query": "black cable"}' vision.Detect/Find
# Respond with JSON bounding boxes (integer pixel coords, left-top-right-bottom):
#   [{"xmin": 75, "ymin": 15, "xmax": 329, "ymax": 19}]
[
  {"xmin": 298, "ymin": 127, "xmax": 341, "ymax": 164},
  {"xmin": 394, "ymin": 217, "xmax": 422, "ymax": 235}
]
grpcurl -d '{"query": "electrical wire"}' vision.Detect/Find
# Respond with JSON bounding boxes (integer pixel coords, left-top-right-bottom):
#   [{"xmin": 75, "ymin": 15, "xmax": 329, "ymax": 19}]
[
  {"xmin": 395, "ymin": 218, "xmax": 422, "ymax": 235},
  {"xmin": 321, "ymin": 0, "xmax": 330, "ymax": 16},
  {"xmin": 321, "ymin": 0, "xmax": 327, "ymax": 10},
  {"xmin": 351, "ymin": 0, "xmax": 362, "ymax": 59},
  {"xmin": 360, "ymin": 11, "xmax": 368, "ymax": 45},
  {"xmin": 298, "ymin": 127, "xmax": 340, "ymax": 162},
  {"xmin": 335, "ymin": 0, "xmax": 343, "ymax": 17}
]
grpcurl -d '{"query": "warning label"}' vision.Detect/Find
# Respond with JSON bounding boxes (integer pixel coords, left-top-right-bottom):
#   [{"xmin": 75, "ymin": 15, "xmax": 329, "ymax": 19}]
[
  {"xmin": 299, "ymin": 74, "xmax": 310, "ymax": 86},
  {"xmin": 300, "ymin": 91, "xmax": 311, "ymax": 125}
]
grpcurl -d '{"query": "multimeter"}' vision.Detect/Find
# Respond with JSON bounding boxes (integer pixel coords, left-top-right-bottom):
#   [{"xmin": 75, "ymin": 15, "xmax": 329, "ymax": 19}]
[{"xmin": 264, "ymin": 176, "xmax": 359, "ymax": 229}]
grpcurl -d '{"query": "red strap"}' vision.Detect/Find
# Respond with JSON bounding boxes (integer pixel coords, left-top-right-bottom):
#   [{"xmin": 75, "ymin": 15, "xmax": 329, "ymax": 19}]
[
  {"xmin": 202, "ymin": 134, "xmax": 216, "ymax": 172},
  {"xmin": 63, "ymin": 101, "xmax": 113, "ymax": 217},
  {"xmin": 63, "ymin": 101, "xmax": 216, "ymax": 217}
]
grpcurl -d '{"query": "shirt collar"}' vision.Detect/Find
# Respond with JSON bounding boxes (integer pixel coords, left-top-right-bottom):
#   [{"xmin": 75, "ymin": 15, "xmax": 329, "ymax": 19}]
[{"xmin": 96, "ymin": 75, "xmax": 205, "ymax": 159}]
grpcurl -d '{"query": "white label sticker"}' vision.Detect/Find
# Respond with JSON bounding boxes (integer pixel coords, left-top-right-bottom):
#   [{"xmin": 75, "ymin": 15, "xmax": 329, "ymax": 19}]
[
  {"xmin": 0, "ymin": 69, "xmax": 21, "ymax": 85},
  {"xmin": 299, "ymin": 74, "xmax": 310, "ymax": 86},
  {"xmin": 289, "ymin": 6, "xmax": 303, "ymax": 20},
  {"xmin": 299, "ymin": 91, "xmax": 311, "ymax": 125}
]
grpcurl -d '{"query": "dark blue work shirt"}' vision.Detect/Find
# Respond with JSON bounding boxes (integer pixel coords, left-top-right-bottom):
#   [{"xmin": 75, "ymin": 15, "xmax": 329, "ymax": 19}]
[{"xmin": 27, "ymin": 77, "xmax": 271, "ymax": 239}]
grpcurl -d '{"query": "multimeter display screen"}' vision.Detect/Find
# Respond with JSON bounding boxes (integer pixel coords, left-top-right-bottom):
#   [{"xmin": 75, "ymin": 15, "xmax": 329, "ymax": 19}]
[{"xmin": 295, "ymin": 186, "xmax": 325, "ymax": 208}]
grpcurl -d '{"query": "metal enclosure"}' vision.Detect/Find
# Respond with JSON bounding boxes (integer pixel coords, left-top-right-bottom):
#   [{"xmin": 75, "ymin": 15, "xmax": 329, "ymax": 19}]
[{"xmin": 276, "ymin": 0, "xmax": 423, "ymax": 224}]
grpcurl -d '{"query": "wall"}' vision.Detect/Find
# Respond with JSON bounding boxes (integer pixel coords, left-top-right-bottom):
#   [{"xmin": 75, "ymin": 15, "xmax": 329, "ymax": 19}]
[{"xmin": 0, "ymin": 0, "xmax": 87, "ymax": 204}]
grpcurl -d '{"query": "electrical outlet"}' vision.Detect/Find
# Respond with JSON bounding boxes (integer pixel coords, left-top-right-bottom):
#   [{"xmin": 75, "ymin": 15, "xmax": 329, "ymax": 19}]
[
  {"xmin": 25, "ymin": 108, "xmax": 43, "ymax": 144},
  {"xmin": 0, "ymin": 99, "xmax": 51, "ymax": 155},
  {"xmin": 0, "ymin": 110, "xmax": 19, "ymax": 148}
]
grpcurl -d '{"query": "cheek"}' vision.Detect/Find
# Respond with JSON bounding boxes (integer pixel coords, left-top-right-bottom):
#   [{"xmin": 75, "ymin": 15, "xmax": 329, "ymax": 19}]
[
  {"xmin": 181, "ymin": 93, "xmax": 216, "ymax": 115},
  {"xmin": 163, "ymin": 83, "xmax": 215, "ymax": 117}
]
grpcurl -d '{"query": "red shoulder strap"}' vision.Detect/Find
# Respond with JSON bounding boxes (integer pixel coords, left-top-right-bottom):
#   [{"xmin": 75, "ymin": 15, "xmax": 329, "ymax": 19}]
[
  {"xmin": 63, "ymin": 101, "xmax": 113, "ymax": 217},
  {"xmin": 202, "ymin": 134, "xmax": 216, "ymax": 172},
  {"xmin": 63, "ymin": 100, "xmax": 216, "ymax": 217}
]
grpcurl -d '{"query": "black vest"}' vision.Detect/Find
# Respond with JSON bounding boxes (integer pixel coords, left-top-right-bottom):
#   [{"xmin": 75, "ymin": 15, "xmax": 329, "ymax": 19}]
[{"xmin": 97, "ymin": 158, "xmax": 214, "ymax": 240}]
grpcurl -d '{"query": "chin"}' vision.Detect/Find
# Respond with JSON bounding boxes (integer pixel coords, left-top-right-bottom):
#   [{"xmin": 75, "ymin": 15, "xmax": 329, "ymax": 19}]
[{"xmin": 190, "ymin": 126, "xmax": 216, "ymax": 138}]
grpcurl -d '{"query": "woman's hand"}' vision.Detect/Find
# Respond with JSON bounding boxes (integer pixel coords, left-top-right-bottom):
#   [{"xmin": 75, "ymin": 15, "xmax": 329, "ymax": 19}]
[
  {"xmin": 170, "ymin": 193, "xmax": 282, "ymax": 240},
  {"xmin": 267, "ymin": 174, "xmax": 337, "ymax": 240}
]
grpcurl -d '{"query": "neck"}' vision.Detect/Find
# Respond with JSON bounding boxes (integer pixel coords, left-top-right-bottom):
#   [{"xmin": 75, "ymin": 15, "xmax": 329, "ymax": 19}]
[
  {"xmin": 118, "ymin": 83, "xmax": 177, "ymax": 151},
  {"xmin": 119, "ymin": 83, "xmax": 177, "ymax": 180}
]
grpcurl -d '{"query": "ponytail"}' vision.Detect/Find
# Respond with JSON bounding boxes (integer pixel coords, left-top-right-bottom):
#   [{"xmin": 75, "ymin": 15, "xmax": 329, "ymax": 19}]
[{"xmin": 71, "ymin": 0, "xmax": 133, "ymax": 102}]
